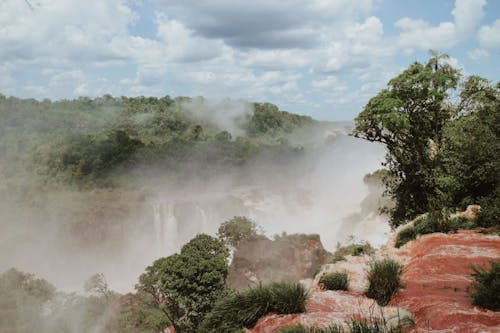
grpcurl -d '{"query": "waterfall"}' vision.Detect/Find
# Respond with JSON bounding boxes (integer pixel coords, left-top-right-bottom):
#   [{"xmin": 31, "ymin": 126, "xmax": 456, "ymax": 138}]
[
  {"xmin": 196, "ymin": 204, "xmax": 209, "ymax": 233},
  {"xmin": 152, "ymin": 202, "xmax": 178, "ymax": 256}
]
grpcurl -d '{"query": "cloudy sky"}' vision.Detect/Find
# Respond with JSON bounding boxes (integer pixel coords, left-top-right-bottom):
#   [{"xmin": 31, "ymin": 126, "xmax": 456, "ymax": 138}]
[{"xmin": 1, "ymin": 0, "xmax": 499, "ymax": 120}]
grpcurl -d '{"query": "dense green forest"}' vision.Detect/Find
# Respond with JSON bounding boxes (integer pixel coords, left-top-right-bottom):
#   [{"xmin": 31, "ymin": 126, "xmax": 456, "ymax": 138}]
[{"xmin": 0, "ymin": 95, "xmax": 313, "ymax": 192}]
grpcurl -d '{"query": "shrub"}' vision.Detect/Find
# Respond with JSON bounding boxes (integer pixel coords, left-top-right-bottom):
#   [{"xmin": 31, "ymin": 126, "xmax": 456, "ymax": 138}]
[
  {"xmin": 329, "ymin": 242, "xmax": 374, "ymax": 262},
  {"xmin": 469, "ymin": 261, "xmax": 500, "ymax": 310},
  {"xmin": 217, "ymin": 216, "xmax": 261, "ymax": 248},
  {"xmin": 395, "ymin": 212, "xmax": 477, "ymax": 248},
  {"xmin": 476, "ymin": 195, "xmax": 500, "ymax": 228},
  {"xmin": 274, "ymin": 232, "xmax": 321, "ymax": 245},
  {"xmin": 335, "ymin": 242, "xmax": 374, "ymax": 257},
  {"xmin": 199, "ymin": 282, "xmax": 308, "ymax": 332},
  {"xmin": 365, "ymin": 259, "xmax": 403, "ymax": 306},
  {"xmin": 319, "ymin": 272, "xmax": 349, "ymax": 291},
  {"xmin": 394, "ymin": 227, "xmax": 416, "ymax": 248}
]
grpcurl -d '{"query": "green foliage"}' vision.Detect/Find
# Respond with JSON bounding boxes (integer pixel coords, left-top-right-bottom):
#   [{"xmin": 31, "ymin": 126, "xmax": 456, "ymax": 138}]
[
  {"xmin": 319, "ymin": 272, "xmax": 349, "ymax": 291},
  {"xmin": 469, "ymin": 261, "xmax": 500, "ymax": 310},
  {"xmin": 365, "ymin": 259, "xmax": 403, "ymax": 306},
  {"xmin": 278, "ymin": 316, "xmax": 414, "ymax": 333},
  {"xmin": 136, "ymin": 234, "xmax": 229, "ymax": 333},
  {"xmin": 274, "ymin": 232, "xmax": 322, "ymax": 245},
  {"xmin": 476, "ymin": 192, "xmax": 500, "ymax": 228},
  {"xmin": 217, "ymin": 216, "xmax": 261, "ymax": 247},
  {"xmin": 353, "ymin": 53, "xmax": 460, "ymax": 225},
  {"xmin": 246, "ymin": 102, "xmax": 314, "ymax": 138},
  {"xmin": 199, "ymin": 282, "xmax": 308, "ymax": 333},
  {"xmin": 395, "ymin": 211, "xmax": 477, "ymax": 248},
  {"xmin": 0, "ymin": 268, "xmax": 56, "ymax": 332},
  {"xmin": 329, "ymin": 242, "xmax": 375, "ymax": 262},
  {"xmin": 0, "ymin": 268, "xmax": 119, "ymax": 333},
  {"xmin": 0, "ymin": 95, "xmax": 312, "ymax": 190}
]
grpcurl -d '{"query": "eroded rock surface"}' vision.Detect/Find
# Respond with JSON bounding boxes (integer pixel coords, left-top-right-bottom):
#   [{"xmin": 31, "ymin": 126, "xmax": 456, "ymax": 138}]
[
  {"xmin": 391, "ymin": 231, "xmax": 500, "ymax": 332},
  {"xmin": 227, "ymin": 235, "xmax": 328, "ymax": 290},
  {"xmin": 247, "ymin": 291, "xmax": 407, "ymax": 333}
]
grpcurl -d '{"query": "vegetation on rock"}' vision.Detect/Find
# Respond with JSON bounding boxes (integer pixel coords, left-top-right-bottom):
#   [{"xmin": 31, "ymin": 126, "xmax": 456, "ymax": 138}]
[
  {"xmin": 470, "ymin": 261, "xmax": 500, "ymax": 311},
  {"xmin": 365, "ymin": 259, "xmax": 403, "ymax": 306},
  {"xmin": 319, "ymin": 272, "xmax": 349, "ymax": 291},
  {"xmin": 199, "ymin": 282, "xmax": 308, "ymax": 333}
]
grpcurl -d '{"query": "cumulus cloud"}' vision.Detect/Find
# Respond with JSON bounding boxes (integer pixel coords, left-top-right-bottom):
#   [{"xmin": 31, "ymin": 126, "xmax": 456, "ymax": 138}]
[
  {"xmin": 477, "ymin": 19, "xmax": 500, "ymax": 48},
  {"xmin": 155, "ymin": 0, "xmax": 374, "ymax": 49},
  {"xmin": 396, "ymin": 0, "xmax": 486, "ymax": 52}
]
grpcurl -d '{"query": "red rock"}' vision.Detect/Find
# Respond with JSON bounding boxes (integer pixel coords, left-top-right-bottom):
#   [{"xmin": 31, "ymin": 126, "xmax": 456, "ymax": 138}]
[
  {"xmin": 249, "ymin": 291, "xmax": 408, "ymax": 333},
  {"xmin": 390, "ymin": 231, "xmax": 500, "ymax": 332}
]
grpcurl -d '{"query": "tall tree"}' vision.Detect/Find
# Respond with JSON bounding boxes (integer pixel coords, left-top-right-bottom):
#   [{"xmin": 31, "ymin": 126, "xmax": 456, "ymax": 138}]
[
  {"xmin": 136, "ymin": 234, "xmax": 229, "ymax": 332},
  {"xmin": 353, "ymin": 53, "xmax": 460, "ymax": 225}
]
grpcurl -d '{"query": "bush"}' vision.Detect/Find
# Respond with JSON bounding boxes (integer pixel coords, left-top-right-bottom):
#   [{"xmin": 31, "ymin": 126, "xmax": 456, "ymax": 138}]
[
  {"xmin": 394, "ymin": 227, "xmax": 416, "ymax": 248},
  {"xmin": 395, "ymin": 212, "xmax": 477, "ymax": 248},
  {"xmin": 329, "ymin": 242, "xmax": 374, "ymax": 262},
  {"xmin": 469, "ymin": 261, "xmax": 500, "ymax": 310},
  {"xmin": 476, "ymin": 195, "xmax": 500, "ymax": 228},
  {"xmin": 365, "ymin": 259, "xmax": 403, "ymax": 306},
  {"xmin": 199, "ymin": 282, "xmax": 308, "ymax": 332},
  {"xmin": 319, "ymin": 272, "xmax": 349, "ymax": 291},
  {"xmin": 217, "ymin": 216, "xmax": 261, "ymax": 248}
]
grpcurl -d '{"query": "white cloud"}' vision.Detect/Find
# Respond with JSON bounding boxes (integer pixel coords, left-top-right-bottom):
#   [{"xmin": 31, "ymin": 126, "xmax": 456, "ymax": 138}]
[
  {"xmin": 478, "ymin": 19, "xmax": 500, "ymax": 49},
  {"xmin": 396, "ymin": 0, "xmax": 486, "ymax": 52},
  {"xmin": 468, "ymin": 48, "xmax": 490, "ymax": 60}
]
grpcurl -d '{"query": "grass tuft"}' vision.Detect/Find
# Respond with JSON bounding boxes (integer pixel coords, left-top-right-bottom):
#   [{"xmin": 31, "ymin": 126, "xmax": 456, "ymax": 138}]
[
  {"xmin": 319, "ymin": 272, "xmax": 349, "ymax": 291},
  {"xmin": 365, "ymin": 259, "xmax": 403, "ymax": 306},
  {"xmin": 199, "ymin": 282, "xmax": 308, "ymax": 332}
]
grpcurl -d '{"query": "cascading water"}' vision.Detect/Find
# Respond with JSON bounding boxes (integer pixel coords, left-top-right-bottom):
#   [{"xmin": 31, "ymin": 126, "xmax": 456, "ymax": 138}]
[{"xmin": 152, "ymin": 202, "xmax": 178, "ymax": 256}]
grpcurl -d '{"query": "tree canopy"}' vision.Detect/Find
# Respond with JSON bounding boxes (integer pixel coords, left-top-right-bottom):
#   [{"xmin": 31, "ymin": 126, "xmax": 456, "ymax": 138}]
[
  {"xmin": 354, "ymin": 52, "xmax": 498, "ymax": 226},
  {"xmin": 136, "ymin": 234, "xmax": 229, "ymax": 332}
]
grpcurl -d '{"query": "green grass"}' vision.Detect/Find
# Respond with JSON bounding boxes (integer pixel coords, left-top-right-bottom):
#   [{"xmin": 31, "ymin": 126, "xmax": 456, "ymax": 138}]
[
  {"xmin": 277, "ymin": 316, "xmax": 414, "ymax": 333},
  {"xmin": 319, "ymin": 272, "xmax": 349, "ymax": 291},
  {"xmin": 328, "ymin": 242, "xmax": 375, "ymax": 264},
  {"xmin": 365, "ymin": 259, "xmax": 403, "ymax": 306},
  {"xmin": 199, "ymin": 282, "xmax": 308, "ymax": 333},
  {"xmin": 395, "ymin": 212, "xmax": 477, "ymax": 248},
  {"xmin": 470, "ymin": 261, "xmax": 500, "ymax": 311}
]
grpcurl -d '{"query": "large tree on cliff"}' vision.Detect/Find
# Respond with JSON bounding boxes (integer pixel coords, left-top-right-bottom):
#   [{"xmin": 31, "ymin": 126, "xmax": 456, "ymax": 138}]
[
  {"xmin": 353, "ymin": 53, "xmax": 460, "ymax": 225},
  {"xmin": 136, "ymin": 234, "xmax": 229, "ymax": 333}
]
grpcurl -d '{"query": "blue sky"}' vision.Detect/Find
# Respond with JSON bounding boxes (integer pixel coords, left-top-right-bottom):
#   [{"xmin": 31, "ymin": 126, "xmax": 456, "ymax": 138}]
[{"xmin": 0, "ymin": 0, "xmax": 498, "ymax": 120}]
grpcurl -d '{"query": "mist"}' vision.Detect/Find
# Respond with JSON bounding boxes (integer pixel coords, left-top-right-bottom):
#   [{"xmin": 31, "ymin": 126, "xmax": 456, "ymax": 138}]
[{"xmin": 0, "ymin": 109, "xmax": 388, "ymax": 294}]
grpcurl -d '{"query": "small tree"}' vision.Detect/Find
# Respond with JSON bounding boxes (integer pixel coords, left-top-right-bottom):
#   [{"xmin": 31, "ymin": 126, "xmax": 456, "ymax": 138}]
[
  {"xmin": 136, "ymin": 234, "xmax": 229, "ymax": 332},
  {"xmin": 217, "ymin": 216, "xmax": 261, "ymax": 248}
]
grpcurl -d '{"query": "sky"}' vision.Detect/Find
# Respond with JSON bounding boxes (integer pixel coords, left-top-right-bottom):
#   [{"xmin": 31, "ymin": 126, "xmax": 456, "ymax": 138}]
[{"xmin": 0, "ymin": 0, "xmax": 499, "ymax": 120}]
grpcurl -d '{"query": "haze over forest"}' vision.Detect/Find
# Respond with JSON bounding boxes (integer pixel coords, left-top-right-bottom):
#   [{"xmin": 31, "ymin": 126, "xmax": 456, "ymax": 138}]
[{"xmin": 0, "ymin": 1, "xmax": 499, "ymax": 333}]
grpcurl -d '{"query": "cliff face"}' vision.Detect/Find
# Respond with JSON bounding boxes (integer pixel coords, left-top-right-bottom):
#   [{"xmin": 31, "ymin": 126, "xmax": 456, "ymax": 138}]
[
  {"xmin": 247, "ymin": 230, "xmax": 500, "ymax": 333},
  {"xmin": 227, "ymin": 235, "xmax": 328, "ymax": 290}
]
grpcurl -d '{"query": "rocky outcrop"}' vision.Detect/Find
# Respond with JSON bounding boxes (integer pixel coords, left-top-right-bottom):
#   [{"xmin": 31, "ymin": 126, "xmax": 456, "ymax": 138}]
[
  {"xmin": 245, "ymin": 229, "xmax": 499, "ymax": 332},
  {"xmin": 391, "ymin": 231, "xmax": 500, "ymax": 332},
  {"xmin": 227, "ymin": 234, "xmax": 328, "ymax": 290},
  {"xmin": 247, "ymin": 291, "xmax": 409, "ymax": 333}
]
